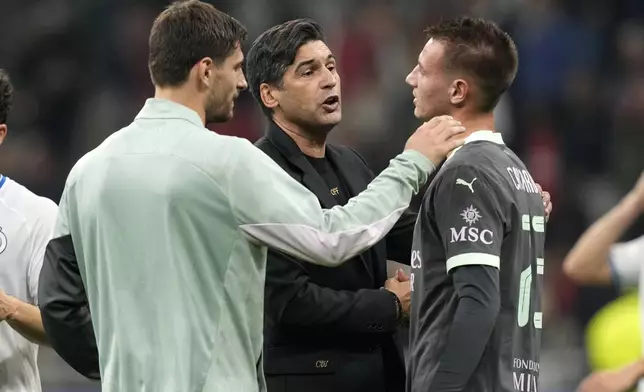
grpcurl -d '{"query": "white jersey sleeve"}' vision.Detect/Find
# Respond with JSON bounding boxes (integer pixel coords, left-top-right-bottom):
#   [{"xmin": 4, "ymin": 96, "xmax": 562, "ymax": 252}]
[
  {"xmin": 26, "ymin": 198, "xmax": 58, "ymax": 304},
  {"xmin": 609, "ymin": 235, "xmax": 644, "ymax": 289}
]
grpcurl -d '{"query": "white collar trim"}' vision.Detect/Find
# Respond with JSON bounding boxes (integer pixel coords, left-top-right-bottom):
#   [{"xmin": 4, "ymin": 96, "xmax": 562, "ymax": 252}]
[{"xmin": 446, "ymin": 130, "xmax": 504, "ymax": 160}]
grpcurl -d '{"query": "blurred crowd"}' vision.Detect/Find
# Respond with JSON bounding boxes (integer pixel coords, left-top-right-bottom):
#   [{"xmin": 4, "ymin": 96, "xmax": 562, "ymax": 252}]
[{"xmin": 0, "ymin": 0, "xmax": 643, "ymax": 390}]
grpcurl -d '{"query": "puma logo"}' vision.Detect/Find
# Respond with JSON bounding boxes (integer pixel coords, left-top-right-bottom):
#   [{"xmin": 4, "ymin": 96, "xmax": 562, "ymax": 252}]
[{"xmin": 456, "ymin": 178, "xmax": 477, "ymax": 193}]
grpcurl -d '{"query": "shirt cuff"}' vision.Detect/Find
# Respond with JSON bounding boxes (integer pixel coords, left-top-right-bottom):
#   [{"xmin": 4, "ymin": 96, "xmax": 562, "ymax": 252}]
[{"xmin": 398, "ymin": 150, "xmax": 436, "ymax": 174}]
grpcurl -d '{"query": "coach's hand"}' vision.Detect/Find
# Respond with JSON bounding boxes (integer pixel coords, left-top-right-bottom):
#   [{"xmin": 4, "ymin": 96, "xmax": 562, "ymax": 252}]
[
  {"xmin": 535, "ymin": 183, "xmax": 553, "ymax": 221},
  {"xmin": 405, "ymin": 115, "xmax": 466, "ymax": 167},
  {"xmin": 385, "ymin": 276, "xmax": 411, "ymax": 315}
]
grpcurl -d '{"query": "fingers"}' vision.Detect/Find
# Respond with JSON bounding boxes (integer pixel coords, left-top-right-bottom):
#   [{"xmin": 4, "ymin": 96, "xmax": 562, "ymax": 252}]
[
  {"xmin": 541, "ymin": 189, "xmax": 551, "ymax": 209},
  {"xmin": 418, "ymin": 116, "xmax": 464, "ymax": 138},
  {"xmin": 541, "ymin": 190, "xmax": 551, "ymax": 205},
  {"xmin": 396, "ymin": 268, "xmax": 410, "ymax": 282},
  {"xmin": 445, "ymin": 137, "xmax": 466, "ymax": 151},
  {"xmin": 545, "ymin": 201, "xmax": 553, "ymax": 221},
  {"xmin": 438, "ymin": 121, "xmax": 465, "ymax": 137},
  {"xmin": 539, "ymin": 188, "xmax": 552, "ymax": 221},
  {"xmin": 431, "ymin": 118, "xmax": 460, "ymax": 130},
  {"xmin": 425, "ymin": 115, "xmax": 453, "ymax": 129},
  {"xmin": 448, "ymin": 125, "xmax": 467, "ymax": 137},
  {"xmin": 535, "ymin": 183, "xmax": 543, "ymax": 193}
]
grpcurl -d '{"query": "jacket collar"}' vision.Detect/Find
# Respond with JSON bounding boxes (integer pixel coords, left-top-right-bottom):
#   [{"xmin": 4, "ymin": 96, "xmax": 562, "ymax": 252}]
[
  {"xmin": 265, "ymin": 121, "xmax": 339, "ymax": 208},
  {"xmin": 265, "ymin": 120, "xmax": 375, "ymax": 280},
  {"xmin": 134, "ymin": 98, "xmax": 204, "ymax": 128}
]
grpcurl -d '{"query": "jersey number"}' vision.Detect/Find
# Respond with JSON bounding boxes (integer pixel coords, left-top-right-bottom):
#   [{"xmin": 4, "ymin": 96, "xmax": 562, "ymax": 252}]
[{"xmin": 517, "ymin": 260, "xmax": 544, "ymax": 329}]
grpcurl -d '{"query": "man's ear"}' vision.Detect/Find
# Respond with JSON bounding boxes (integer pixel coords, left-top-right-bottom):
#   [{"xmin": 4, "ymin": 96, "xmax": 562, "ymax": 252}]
[
  {"xmin": 195, "ymin": 57, "xmax": 214, "ymax": 90},
  {"xmin": 0, "ymin": 124, "xmax": 7, "ymax": 146},
  {"xmin": 449, "ymin": 79, "xmax": 469, "ymax": 106},
  {"xmin": 259, "ymin": 83, "xmax": 279, "ymax": 110}
]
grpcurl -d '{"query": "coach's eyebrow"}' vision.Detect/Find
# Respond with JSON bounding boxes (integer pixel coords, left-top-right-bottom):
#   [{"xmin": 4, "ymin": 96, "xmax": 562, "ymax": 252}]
[{"xmin": 294, "ymin": 59, "xmax": 316, "ymax": 73}]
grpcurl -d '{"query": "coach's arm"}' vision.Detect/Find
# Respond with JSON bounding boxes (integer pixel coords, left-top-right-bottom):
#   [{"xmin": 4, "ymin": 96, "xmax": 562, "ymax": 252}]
[
  {"xmin": 39, "ymin": 234, "xmax": 100, "ymax": 380},
  {"xmin": 563, "ymin": 172, "xmax": 644, "ymax": 286},
  {"xmin": 349, "ymin": 147, "xmax": 418, "ymax": 264}
]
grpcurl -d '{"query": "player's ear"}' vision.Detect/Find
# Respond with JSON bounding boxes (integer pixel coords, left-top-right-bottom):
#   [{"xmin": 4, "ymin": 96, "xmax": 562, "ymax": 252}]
[
  {"xmin": 259, "ymin": 83, "xmax": 279, "ymax": 110},
  {"xmin": 449, "ymin": 79, "xmax": 468, "ymax": 106},
  {"xmin": 0, "ymin": 124, "xmax": 7, "ymax": 146},
  {"xmin": 195, "ymin": 57, "xmax": 214, "ymax": 90}
]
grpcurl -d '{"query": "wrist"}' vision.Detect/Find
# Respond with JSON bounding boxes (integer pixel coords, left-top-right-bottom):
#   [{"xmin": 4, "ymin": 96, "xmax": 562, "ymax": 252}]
[
  {"xmin": 4, "ymin": 296, "xmax": 19, "ymax": 321},
  {"xmin": 624, "ymin": 191, "xmax": 644, "ymax": 215},
  {"xmin": 381, "ymin": 288, "xmax": 403, "ymax": 324},
  {"xmin": 400, "ymin": 150, "xmax": 436, "ymax": 174}
]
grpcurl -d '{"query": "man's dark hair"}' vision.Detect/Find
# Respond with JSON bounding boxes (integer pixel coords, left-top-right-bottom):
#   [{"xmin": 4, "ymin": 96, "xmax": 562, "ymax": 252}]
[
  {"xmin": 0, "ymin": 70, "xmax": 13, "ymax": 125},
  {"xmin": 425, "ymin": 17, "xmax": 518, "ymax": 112},
  {"xmin": 148, "ymin": 0, "xmax": 247, "ymax": 87},
  {"xmin": 246, "ymin": 18, "xmax": 326, "ymax": 116}
]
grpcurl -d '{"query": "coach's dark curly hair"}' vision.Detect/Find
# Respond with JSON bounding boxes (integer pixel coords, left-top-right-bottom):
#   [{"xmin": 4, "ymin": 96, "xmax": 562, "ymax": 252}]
[{"xmin": 0, "ymin": 70, "xmax": 13, "ymax": 124}]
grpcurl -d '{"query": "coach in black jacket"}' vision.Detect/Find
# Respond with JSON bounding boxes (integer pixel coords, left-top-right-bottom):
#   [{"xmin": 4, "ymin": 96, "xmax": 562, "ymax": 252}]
[{"xmin": 247, "ymin": 19, "xmax": 413, "ymax": 392}]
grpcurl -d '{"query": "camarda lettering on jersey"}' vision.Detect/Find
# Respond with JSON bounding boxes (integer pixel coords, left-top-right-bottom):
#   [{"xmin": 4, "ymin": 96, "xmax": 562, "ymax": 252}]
[{"xmin": 507, "ymin": 167, "xmax": 539, "ymax": 194}]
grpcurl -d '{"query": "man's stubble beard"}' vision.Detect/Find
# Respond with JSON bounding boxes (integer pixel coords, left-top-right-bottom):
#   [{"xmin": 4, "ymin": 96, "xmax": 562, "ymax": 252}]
[{"xmin": 205, "ymin": 92, "xmax": 232, "ymax": 124}]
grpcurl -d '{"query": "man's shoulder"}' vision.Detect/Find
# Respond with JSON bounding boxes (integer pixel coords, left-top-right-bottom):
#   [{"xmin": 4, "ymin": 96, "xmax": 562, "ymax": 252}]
[
  {"xmin": 177, "ymin": 134, "xmax": 261, "ymax": 178},
  {"xmin": 69, "ymin": 126, "xmax": 257, "ymax": 191},
  {"xmin": 254, "ymin": 135, "xmax": 271, "ymax": 151},
  {"xmin": 1, "ymin": 179, "xmax": 58, "ymax": 231},
  {"xmin": 441, "ymin": 144, "xmax": 514, "ymax": 182},
  {"xmin": 254, "ymin": 135, "xmax": 282, "ymax": 161},
  {"xmin": 327, "ymin": 144, "xmax": 373, "ymax": 175},
  {"xmin": 450, "ymin": 143, "xmax": 504, "ymax": 165}
]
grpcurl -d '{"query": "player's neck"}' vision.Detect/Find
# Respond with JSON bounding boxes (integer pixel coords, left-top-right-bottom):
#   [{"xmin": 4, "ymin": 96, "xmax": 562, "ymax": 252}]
[
  {"xmin": 272, "ymin": 116, "xmax": 328, "ymax": 158},
  {"xmin": 453, "ymin": 113, "xmax": 496, "ymax": 138},
  {"xmin": 154, "ymin": 87, "xmax": 206, "ymax": 125}
]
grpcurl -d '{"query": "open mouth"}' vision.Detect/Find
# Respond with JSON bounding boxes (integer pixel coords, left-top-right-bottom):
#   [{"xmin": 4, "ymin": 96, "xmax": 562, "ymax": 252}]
[
  {"xmin": 322, "ymin": 95, "xmax": 340, "ymax": 112},
  {"xmin": 324, "ymin": 96, "xmax": 339, "ymax": 105}
]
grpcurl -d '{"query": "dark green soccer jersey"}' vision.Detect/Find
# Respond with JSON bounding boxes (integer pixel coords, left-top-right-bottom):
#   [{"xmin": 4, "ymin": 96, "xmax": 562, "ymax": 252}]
[{"xmin": 408, "ymin": 131, "xmax": 546, "ymax": 392}]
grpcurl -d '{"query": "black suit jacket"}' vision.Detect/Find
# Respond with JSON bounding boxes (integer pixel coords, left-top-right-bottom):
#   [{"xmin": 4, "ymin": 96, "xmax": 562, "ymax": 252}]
[{"xmin": 255, "ymin": 122, "xmax": 416, "ymax": 392}]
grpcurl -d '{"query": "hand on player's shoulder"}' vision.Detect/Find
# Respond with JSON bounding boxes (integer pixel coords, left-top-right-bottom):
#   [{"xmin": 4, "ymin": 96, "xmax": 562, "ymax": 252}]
[{"xmin": 405, "ymin": 116, "xmax": 466, "ymax": 166}]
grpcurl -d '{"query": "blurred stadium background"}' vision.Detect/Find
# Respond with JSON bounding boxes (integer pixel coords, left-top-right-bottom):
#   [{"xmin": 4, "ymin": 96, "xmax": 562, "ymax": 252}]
[{"xmin": 1, "ymin": 0, "xmax": 643, "ymax": 391}]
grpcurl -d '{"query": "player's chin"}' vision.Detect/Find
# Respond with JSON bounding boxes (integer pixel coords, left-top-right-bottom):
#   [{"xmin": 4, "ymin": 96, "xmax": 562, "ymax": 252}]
[{"xmin": 413, "ymin": 105, "xmax": 429, "ymax": 121}]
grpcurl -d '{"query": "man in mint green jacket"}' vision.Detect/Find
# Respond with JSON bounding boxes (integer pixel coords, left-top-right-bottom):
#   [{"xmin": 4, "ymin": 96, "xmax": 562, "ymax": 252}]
[{"xmin": 38, "ymin": 2, "xmax": 465, "ymax": 391}]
